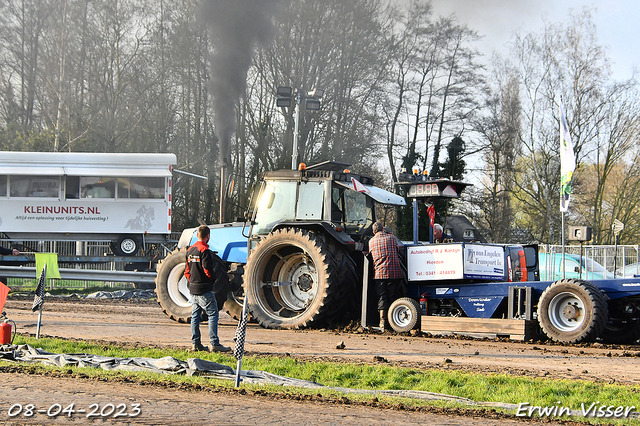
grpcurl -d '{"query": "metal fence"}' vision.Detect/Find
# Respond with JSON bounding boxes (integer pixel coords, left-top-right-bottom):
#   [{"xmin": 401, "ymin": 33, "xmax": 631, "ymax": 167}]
[
  {"xmin": 1, "ymin": 237, "xmax": 178, "ymax": 289},
  {"xmin": 8, "ymin": 239, "xmax": 637, "ymax": 289},
  {"xmin": 539, "ymin": 244, "xmax": 640, "ymax": 281}
]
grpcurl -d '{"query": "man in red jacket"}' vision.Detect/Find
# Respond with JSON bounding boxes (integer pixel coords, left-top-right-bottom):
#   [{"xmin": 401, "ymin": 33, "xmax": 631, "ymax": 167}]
[{"xmin": 184, "ymin": 225, "xmax": 231, "ymax": 352}]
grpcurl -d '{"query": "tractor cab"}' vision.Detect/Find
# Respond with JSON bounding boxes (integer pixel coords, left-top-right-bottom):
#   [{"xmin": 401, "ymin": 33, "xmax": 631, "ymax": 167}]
[{"xmin": 249, "ymin": 161, "xmax": 405, "ymax": 247}]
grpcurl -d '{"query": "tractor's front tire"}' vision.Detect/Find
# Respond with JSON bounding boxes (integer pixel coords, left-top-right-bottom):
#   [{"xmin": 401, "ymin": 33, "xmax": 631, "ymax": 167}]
[
  {"xmin": 538, "ymin": 279, "xmax": 608, "ymax": 343},
  {"xmin": 155, "ymin": 249, "xmax": 191, "ymax": 323},
  {"xmin": 244, "ymin": 228, "xmax": 355, "ymax": 329},
  {"xmin": 155, "ymin": 249, "xmax": 231, "ymax": 323}
]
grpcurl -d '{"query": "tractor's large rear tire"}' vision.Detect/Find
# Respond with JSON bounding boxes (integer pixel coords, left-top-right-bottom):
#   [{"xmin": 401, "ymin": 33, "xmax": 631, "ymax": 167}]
[
  {"xmin": 538, "ymin": 279, "xmax": 608, "ymax": 343},
  {"xmin": 155, "ymin": 249, "xmax": 231, "ymax": 323},
  {"xmin": 244, "ymin": 228, "xmax": 356, "ymax": 329}
]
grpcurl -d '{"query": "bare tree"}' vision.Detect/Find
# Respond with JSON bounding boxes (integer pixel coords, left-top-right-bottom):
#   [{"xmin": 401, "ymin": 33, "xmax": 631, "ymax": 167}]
[
  {"xmin": 426, "ymin": 17, "xmax": 483, "ymax": 178},
  {"xmin": 0, "ymin": 0, "xmax": 52, "ymax": 135},
  {"xmin": 383, "ymin": 4, "xmax": 484, "ymax": 182},
  {"xmin": 609, "ymin": 151, "xmax": 640, "ymax": 244},
  {"xmin": 382, "ymin": 0, "xmax": 432, "ymax": 183},
  {"xmin": 572, "ymin": 84, "xmax": 640, "ymax": 243},
  {"xmin": 243, "ymin": 0, "xmax": 392, "ymax": 174},
  {"xmin": 476, "ymin": 67, "xmax": 521, "ymax": 243},
  {"xmin": 508, "ymin": 10, "xmax": 623, "ymax": 243}
]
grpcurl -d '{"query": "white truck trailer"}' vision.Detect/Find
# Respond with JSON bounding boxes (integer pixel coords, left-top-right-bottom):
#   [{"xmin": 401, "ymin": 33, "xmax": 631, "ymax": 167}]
[{"xmin": 0, "ymin": 151, "xmax": 176, "ymax": 255}]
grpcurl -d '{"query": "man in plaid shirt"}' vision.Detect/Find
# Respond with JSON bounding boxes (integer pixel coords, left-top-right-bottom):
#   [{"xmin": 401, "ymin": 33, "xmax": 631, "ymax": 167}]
[{"xmin": 369, "ymin": 221, "xmax": 403, "ymax": 329}]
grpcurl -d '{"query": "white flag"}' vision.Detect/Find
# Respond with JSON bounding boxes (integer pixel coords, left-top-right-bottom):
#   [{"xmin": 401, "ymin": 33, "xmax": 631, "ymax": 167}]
[
  {"xmin": 32, "ymin": 263, "xmax": 47, "ymax": 312},
  {"xmin": 559, "ymin": 101, "xmax": 576, "ymax": 212},
  {"xmin": 233, "ymin": 307, "xmax": 248, "ymax": 360}
]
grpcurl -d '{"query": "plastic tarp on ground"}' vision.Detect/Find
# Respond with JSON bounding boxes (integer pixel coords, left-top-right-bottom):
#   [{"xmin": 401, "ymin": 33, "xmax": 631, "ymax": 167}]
[
  {"xmin": 0, "ymin": 344, "xmax": 487, "ymax": 406},
  {"xmin": 0, "ymin": 344, "xmax": 337, "ymax": 388},
  {"xmin": 4, "ymin": 344, "xmax": 639, "ymax": 418},
  {"xmin": 83, "ymin": 290, "xmax": 156, "ymax": 299}
]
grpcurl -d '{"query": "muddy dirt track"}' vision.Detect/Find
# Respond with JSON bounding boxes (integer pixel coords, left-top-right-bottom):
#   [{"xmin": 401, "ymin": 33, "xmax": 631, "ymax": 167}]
[{"xmin": 3, "ymin": 296, "xmax": 640, "ymax": 425}]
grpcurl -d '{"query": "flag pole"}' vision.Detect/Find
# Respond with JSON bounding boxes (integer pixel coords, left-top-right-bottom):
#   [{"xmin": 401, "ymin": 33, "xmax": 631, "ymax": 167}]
[
  {"xmin": 234, "ymin": 295, "xmax": 249, "ymax": 388},
  {"xmin": 561, "ymin": 212, "xmax": 566, "ymax": 279},
  {"xmin": 559, "ymin": 97, "xmax": 575, "ymax": 279},
  {"xmin": 36, "ymin": 302, "xmax": 43, "ymax": 339}
]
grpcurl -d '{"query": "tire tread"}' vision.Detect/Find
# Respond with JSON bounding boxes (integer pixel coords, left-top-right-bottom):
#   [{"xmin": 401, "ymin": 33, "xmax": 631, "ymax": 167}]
[
  {"xmin": 538, "ymin": 279, "xmax": 608, "ymax": 343},
  {"xmin": 244, "ymin": 228, "xmax": 356, "ymax": 329}
]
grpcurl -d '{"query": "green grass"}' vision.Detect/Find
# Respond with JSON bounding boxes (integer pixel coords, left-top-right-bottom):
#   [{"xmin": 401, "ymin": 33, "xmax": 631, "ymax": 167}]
[{"xmin": 3, "ymin": 335, "xmax": 639, "ymax": 425}]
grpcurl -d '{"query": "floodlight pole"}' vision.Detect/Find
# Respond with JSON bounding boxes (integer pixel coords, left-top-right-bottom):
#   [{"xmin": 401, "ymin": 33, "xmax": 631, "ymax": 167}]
[
  {"xmin": 277, "ymin": 86, "xmax": 322, "ymax": 171},
  {"xmin": 291, "ymin": 90, "xmax": 302, "ymax": 170}
]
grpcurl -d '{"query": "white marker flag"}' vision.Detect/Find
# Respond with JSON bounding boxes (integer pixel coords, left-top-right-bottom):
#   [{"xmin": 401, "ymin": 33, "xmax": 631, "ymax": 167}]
[{"xmin": 559, "ymin": 100, "xmax": 576, "ymax": 212}]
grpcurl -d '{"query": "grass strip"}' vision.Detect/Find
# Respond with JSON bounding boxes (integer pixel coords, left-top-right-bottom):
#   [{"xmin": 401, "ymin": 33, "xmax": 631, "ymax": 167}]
[{"xmin": 4, "ymin": 335, "xmax": 639, "ymax": 425}]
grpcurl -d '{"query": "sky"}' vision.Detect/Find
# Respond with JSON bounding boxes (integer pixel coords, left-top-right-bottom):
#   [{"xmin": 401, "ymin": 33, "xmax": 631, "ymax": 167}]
[{"xmin": 422, "ymin": 0, "xmax": 638, "ymax": 81}]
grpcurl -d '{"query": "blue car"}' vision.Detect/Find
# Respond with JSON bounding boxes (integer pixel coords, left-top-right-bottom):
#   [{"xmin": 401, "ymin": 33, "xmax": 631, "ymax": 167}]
[{"xmin": 538, "ymin": 252, "xmax": 614, "ymax": 281}]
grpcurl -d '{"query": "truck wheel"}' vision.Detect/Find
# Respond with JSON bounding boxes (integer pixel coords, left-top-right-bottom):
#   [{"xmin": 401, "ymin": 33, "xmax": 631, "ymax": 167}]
[
  {"xmin": 111, "ymin": 235, "xmax": 140, "ymax": 256},
  {"xmin": 155, "ymin": 249, "xmax": 191, "ymax": 323},
  {"xmin": 538, "ymin": 279, "xmax": 608, "ymax": 343},
  {"xmin": 244, "ymin": 228, "xmax": 353, "ymax": 329},
  {"xmin": 388, "ymin": 297, "xmax": 421, "ymax": 333}
]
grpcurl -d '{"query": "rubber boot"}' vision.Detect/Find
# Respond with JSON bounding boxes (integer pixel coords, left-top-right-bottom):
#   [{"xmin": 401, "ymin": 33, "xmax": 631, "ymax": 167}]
[{"xmin": 379, "ymin": 310, "xmax": 387, "ymax": 330}]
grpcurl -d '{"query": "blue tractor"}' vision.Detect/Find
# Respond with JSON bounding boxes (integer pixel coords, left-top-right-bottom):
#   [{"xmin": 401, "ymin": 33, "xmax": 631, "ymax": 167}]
[{"xmin": 154, "ymin": 161, "xmax": 405, "ymax": 327}]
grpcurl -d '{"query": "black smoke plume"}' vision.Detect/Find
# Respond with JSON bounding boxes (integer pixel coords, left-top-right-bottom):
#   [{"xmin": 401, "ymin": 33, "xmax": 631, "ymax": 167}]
[{"xmin": 199, "ymin": 0, "xmax": 285, "ymax": 167}]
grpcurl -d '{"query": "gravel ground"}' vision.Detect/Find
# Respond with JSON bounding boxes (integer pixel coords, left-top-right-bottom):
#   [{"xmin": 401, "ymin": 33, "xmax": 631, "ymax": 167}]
[{"xmin": 3, "ymin": 296, "xmax": 639, "ymax": 425}]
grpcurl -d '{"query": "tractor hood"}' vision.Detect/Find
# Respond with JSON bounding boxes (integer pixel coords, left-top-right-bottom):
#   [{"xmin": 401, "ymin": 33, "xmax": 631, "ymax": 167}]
[{"xmin": 336, "ymin": 178, "xmax": 406, "ymax": 206}]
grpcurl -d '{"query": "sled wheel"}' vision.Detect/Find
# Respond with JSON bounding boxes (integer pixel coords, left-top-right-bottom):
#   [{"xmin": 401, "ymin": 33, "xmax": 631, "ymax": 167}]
[
  {"xmin": 388, "ymin": 297, "xmax": 421, "ymax": 333},
  {"xmin": 538, "ymin": 279, "xmax": 607, "ymax": 343}
]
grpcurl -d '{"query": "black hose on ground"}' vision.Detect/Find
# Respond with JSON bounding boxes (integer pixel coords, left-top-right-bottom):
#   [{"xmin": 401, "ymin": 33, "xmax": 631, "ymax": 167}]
[{"xmin": 8, "ymin": 319, "xmax": 17, "ymax": 344}]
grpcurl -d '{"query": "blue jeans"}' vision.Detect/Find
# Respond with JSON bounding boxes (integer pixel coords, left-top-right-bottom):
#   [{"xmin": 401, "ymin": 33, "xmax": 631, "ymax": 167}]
[{"xmin": 190, "ymin": 291, "xmax": 220, "ymax": 346}]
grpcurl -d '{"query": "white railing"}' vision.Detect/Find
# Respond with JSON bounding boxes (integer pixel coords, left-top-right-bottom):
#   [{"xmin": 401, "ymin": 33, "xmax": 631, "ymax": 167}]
[
  {"xmin": 0, "ymin": 238, "xmax": 174, "ymax": 289},
  {"xmin": 539, "ymin": 244, "xmax": 640, "ymax": 281}
]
